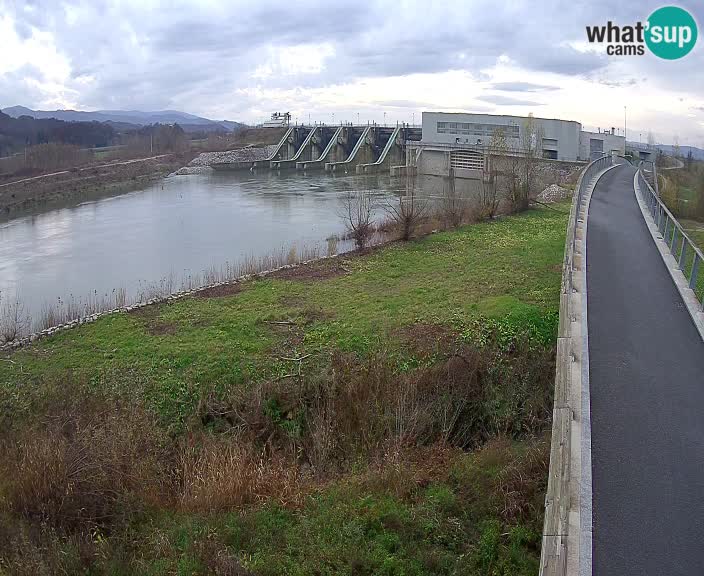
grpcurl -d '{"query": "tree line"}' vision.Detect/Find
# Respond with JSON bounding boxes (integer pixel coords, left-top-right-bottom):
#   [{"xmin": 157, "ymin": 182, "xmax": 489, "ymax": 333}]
[{"xmin": 0, "ymin": 111, "xmax": 117, "ymax": 157}]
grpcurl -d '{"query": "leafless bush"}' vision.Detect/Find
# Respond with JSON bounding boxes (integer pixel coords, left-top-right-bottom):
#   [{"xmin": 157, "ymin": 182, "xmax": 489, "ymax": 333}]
[
  {"xmin": 326, "ymin": 235, "xmax": 339, "ymax": 257},
  {"xmin": 24, "ymin": 143, "xmax": 87, "ymax": 173},
  {"xmin": 338, "ymin": 190, "xmax": 375, "ymax": 250},
  {"xmin": 178, "ymin": 436, "xmax": 303, "ymax": 512},
  {"xmin": 0, "ymin": 292, "xmax": 30, "ymax": 343},
  {"xmin": 440, "ymin": 177, "xmax": 467, "ymax": 228},
  {"xmin": 479, "ymin": 173, "xmax": 500, "ymax": 220},
  {"xmin": 0, "ymin": 397, "xmax": 171, "ymax": 532},
  {"xmin": 383, "ymin": 178, "xmax": 428, "ymax": 241},
  {"xmin": 36, "ymin": 288, "xmax": 128, "ymax": 331},
  {"xmin": 497, "ymin": 438, "xmax": 549, "ymax": 524},
  {"xmin": 200, "ymin": 336, "xmax": 554, "ymax": 477}
]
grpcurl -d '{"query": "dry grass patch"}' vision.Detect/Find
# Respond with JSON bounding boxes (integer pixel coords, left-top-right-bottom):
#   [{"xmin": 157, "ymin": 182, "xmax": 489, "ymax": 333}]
[
  {"xmin": 178, "ymin": 435, "xmax": 306, "ymax": 512},
  {"xmin": 0, "ymin": 398, "xmax": 172, "ymax": 532},
  {"xmin": 269, "ymin": 257, "xmax": 351, "ymax": 281},
  {"xmin": 193, "ymin": 283, "xmax": 243, "ymax": 299}
]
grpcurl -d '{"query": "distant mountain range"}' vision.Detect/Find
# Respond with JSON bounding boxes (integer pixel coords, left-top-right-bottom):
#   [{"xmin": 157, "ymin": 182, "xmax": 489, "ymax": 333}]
[
  {"xmin": 1, "ymin": 106, "xmax": 244, "ymax": 133},
  {"xmin": 627, "ymin": 141, "xmax": 704, "ymax": 161}
]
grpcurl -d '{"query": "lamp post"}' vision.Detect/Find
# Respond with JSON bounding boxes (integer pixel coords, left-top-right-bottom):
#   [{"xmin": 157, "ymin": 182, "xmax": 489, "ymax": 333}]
[{"xmin": 383, "ymin": 111, "xmax": 386, "ymax": 126}]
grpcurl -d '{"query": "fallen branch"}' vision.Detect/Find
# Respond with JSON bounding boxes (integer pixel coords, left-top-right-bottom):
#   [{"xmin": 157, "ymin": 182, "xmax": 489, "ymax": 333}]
[{"xmin": 277, "ymin": 354, "xmax": 311, "ymax": 362}]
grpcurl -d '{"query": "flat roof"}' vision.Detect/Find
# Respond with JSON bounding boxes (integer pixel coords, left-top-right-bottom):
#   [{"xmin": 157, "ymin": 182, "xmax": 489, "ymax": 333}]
[{"xmin": 422, "ymin": 110, "xmax": 582, "ymax": 126}]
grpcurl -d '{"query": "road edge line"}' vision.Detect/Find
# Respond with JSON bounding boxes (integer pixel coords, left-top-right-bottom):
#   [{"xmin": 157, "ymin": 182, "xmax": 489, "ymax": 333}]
[{"xmin": 578, "ymin": 162, "xmax": 619, "ymax": 576}]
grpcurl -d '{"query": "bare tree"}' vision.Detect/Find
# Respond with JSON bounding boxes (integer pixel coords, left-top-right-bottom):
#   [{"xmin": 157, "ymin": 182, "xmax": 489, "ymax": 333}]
[
  {"xmin": 0, "ymin": 292, "xmax": 30, "ymax": 343},
  {"xmin": 479, "ymin": 173, "xmax": 500, "ymax": 221},
  {"xmin": 339, "ymin": 190, "xmax": 375, "ymax": 250},
  {"xmin": 479, "ymin": 128, "xmax": 508, "ymax": 220},
  {"xmin": 506, "ymin": 114, "xmax": 544, "ymax": 213},
  {"xmin": 384, "ymin": 177, "xmax": 428, "ymax": 240},
  {"xmin": 440, "ymin": 176, "xmax": 466, "ymax": 228}
]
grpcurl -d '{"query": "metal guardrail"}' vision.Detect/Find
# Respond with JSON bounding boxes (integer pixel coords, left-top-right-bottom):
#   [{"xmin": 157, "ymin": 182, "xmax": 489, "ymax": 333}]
[
  {"xmin": 566, "ymin": 154, "xmax": 613, "ymax": 288},
  {"xmin": 637, "ymin": 161, "xmax": 704, "ymax": 308}
]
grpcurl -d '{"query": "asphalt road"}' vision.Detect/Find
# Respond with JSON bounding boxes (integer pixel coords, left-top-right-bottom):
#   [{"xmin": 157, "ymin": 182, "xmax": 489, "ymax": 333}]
[{"xmin": 587, "ymin": 164, "xmax": 704, "ymax": 575}]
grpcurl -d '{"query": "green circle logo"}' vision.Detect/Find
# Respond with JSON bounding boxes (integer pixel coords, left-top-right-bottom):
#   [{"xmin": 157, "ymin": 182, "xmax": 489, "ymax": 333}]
[{"xmin": 645, "ymin": 6, "xmax": 698, "ymax": 59}]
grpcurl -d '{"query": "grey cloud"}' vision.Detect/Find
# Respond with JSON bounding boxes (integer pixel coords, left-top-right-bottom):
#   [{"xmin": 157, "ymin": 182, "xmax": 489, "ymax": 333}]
[
  {"xmin": 1, "ymin": 0, "xmax": 702, "ymax": 120},
  {"xmin": 491, "ymin": 82, "xmax": 559, "ymax": 92},
  {"xmin": 477, "ymin": 95, "xmax": 544, "ymax": 106}
]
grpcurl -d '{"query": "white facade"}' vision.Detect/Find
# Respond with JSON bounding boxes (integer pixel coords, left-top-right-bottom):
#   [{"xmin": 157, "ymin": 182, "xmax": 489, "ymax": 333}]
[{"xmin": 421, "ymin": 111, "xmax": 624, "ymax": 163}]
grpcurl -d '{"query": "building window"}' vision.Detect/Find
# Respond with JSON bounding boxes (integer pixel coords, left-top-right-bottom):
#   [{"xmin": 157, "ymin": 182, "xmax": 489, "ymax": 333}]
[
  {"xmin": 437, "ymin": 121, "xmax": 519, "ymax": 139},
  {"xmin": 450, "ymin": 150, "xmax": 485, "ymax": 170}
]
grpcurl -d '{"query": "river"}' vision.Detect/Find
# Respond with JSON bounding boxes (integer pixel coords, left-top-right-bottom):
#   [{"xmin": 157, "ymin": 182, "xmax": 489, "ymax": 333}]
[{"xmin": 0, "ymin": 170, "xmax": 479, "ymax": 330}]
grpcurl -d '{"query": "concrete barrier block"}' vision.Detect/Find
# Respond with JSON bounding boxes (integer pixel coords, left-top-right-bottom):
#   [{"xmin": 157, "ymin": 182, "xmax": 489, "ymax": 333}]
[{"xmin": 540, "ymin": 535, "xmax": 568, "ymax": 576}]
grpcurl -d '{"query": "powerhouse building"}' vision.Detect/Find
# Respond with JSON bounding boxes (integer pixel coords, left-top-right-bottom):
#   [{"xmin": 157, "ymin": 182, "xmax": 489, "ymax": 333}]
[{"xmin": 419, "ymin": 112, "xmax": 624, "ymax": 174}]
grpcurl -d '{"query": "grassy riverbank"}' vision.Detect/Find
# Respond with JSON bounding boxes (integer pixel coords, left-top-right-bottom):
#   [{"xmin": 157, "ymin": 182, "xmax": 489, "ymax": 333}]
[{"xmin": 0, "ymin": 203, "xmax": 569, "ymax": 575}]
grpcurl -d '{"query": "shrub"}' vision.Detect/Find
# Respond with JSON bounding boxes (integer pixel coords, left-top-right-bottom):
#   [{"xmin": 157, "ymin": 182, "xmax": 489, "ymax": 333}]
[
  {"xmin": 0, "ymin": 395, "xmax": 171, "ymax": 532},
  {"xmin": 178, "ymin": 436, "xmax": 303, "ymax": 512}
]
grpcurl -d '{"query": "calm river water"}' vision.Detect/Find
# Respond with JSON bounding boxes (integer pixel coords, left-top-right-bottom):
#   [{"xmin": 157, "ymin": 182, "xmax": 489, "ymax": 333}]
[{"xmin": 1, "ymin": 170, "xmax": 476, "ymax": 328}]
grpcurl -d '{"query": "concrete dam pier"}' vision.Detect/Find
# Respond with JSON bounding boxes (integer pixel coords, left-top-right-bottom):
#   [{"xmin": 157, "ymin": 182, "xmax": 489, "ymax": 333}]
[{"xmin": 213, "ymin": 124, "xmax": 422, "ymax": 175}]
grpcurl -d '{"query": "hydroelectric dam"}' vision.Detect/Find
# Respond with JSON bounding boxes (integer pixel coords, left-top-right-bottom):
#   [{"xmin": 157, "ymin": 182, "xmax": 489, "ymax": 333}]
[{"xmin": 212, "ymin": 124, "xmax": 422, "ymax": 175}]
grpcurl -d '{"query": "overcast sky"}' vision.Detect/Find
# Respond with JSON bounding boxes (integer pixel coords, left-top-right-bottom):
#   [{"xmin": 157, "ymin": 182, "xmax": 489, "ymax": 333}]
[{"xmin": 1, "ymin": 0, "xmax": 702, "ymax": 145}]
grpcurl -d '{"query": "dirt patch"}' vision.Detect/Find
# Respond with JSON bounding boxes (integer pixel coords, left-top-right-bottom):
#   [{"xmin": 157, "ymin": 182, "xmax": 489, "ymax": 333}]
[
  {"xmin": 145, "ymin": 321, "xmax": 178, "ymax": 336},
  {"xmin": 128, "ymin": 304, "xmax": 177, "ymax": 335},
  {"xmin": 193, "ymin": 283, "xmax": 242, "ymax": 299},
  {"xmin": 270, "ymin": 258, "xmax": 351, "ymax": 282},
  {"xmin": 393, "ymin": 323, "xmax": 458, "ymax": 357}
]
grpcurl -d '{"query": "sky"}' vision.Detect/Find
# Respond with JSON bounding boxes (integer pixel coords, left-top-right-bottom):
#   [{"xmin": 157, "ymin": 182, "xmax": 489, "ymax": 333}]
[{"xmin": 1, "ymin": 0, "xmax": 703, "ymax": 146}]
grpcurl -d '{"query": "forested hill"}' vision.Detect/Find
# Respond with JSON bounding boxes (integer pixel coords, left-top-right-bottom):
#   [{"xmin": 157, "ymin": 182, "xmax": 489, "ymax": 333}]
[{"xmin": 0, "ymin": 111, "xmax": 116, "ymax": 156}]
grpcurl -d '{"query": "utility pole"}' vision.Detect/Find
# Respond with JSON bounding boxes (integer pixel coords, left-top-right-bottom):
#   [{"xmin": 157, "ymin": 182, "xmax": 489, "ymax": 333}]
[
  {"xmin": 412, "ymin": 112, "xmax": 415, "ymax": 126},
  {"xmin": 383, "ymin": 111, "xmax": 386, "ymax": 126},
  {"xmin": 624, "ymin": 106, "xmax": 627, "ymax": 142}
]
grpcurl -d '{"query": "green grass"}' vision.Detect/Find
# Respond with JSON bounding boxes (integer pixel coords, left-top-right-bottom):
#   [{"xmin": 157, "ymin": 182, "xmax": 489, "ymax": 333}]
[
  {"xmin": 0, "ymin": 204, "xmax": 568, "ymax": 574},
  {"xmin": 0, "ymin": 205, "xmax": 568, "ymax": 429},
  {"xmin": 84, "ymin": 439, "xmax": 545, "ymax": 576},
  {"xmin": 1, "ymin": 205, "xmax": 567, "ymax": 428}
]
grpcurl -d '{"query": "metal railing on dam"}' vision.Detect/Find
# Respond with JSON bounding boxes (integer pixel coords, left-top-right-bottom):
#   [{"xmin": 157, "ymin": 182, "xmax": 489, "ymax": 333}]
[
  {"xmin": 637, "ymin": 161, "xmax": 704, "ymax": 310},
  {"xmin": 539, "ymin": 154, "xmax": 612, "ymax": 576}
]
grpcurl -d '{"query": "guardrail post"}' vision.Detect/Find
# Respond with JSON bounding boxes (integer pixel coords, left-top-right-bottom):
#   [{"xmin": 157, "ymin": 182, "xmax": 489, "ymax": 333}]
[
  {"xmin": 690, "ymin": 255, "xmax": 700, "ymax": 290},
  {"xmin": 671, "ymin": 227, "xmax": 679, "ymax": 254},
  {"xmin": 679, "ymin": 240, "xmax": 688, "ymax": 271}
]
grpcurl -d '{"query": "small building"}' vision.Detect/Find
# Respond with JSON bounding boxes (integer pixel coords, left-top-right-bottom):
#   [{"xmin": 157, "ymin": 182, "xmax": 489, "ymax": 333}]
[
  {"xmin": 261, "ymin": 112, "xmax": 291, "ymax": 128},
  {"xmin": 579, "ymin": 129, "xmax": 626, "ymax": 161}
]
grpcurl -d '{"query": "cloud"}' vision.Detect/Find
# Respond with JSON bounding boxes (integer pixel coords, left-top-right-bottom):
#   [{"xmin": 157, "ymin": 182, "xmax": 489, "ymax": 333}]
[
  {"xmin": 476, "ymin": 94, "xmax": 544, "ymax": 106},
  {"xmin": 0, "ymin": 0, "xmax": 701, "ymax": 142},
  {"xmin": 491, "ymin": 82, "xmax": 559, "ymax": 92}
]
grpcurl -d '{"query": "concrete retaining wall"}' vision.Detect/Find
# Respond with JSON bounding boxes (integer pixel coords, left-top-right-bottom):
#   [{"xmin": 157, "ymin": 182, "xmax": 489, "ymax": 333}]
[{"xmin": 540, "ymin": 159, "xmax": 616, "ymax": 576}]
